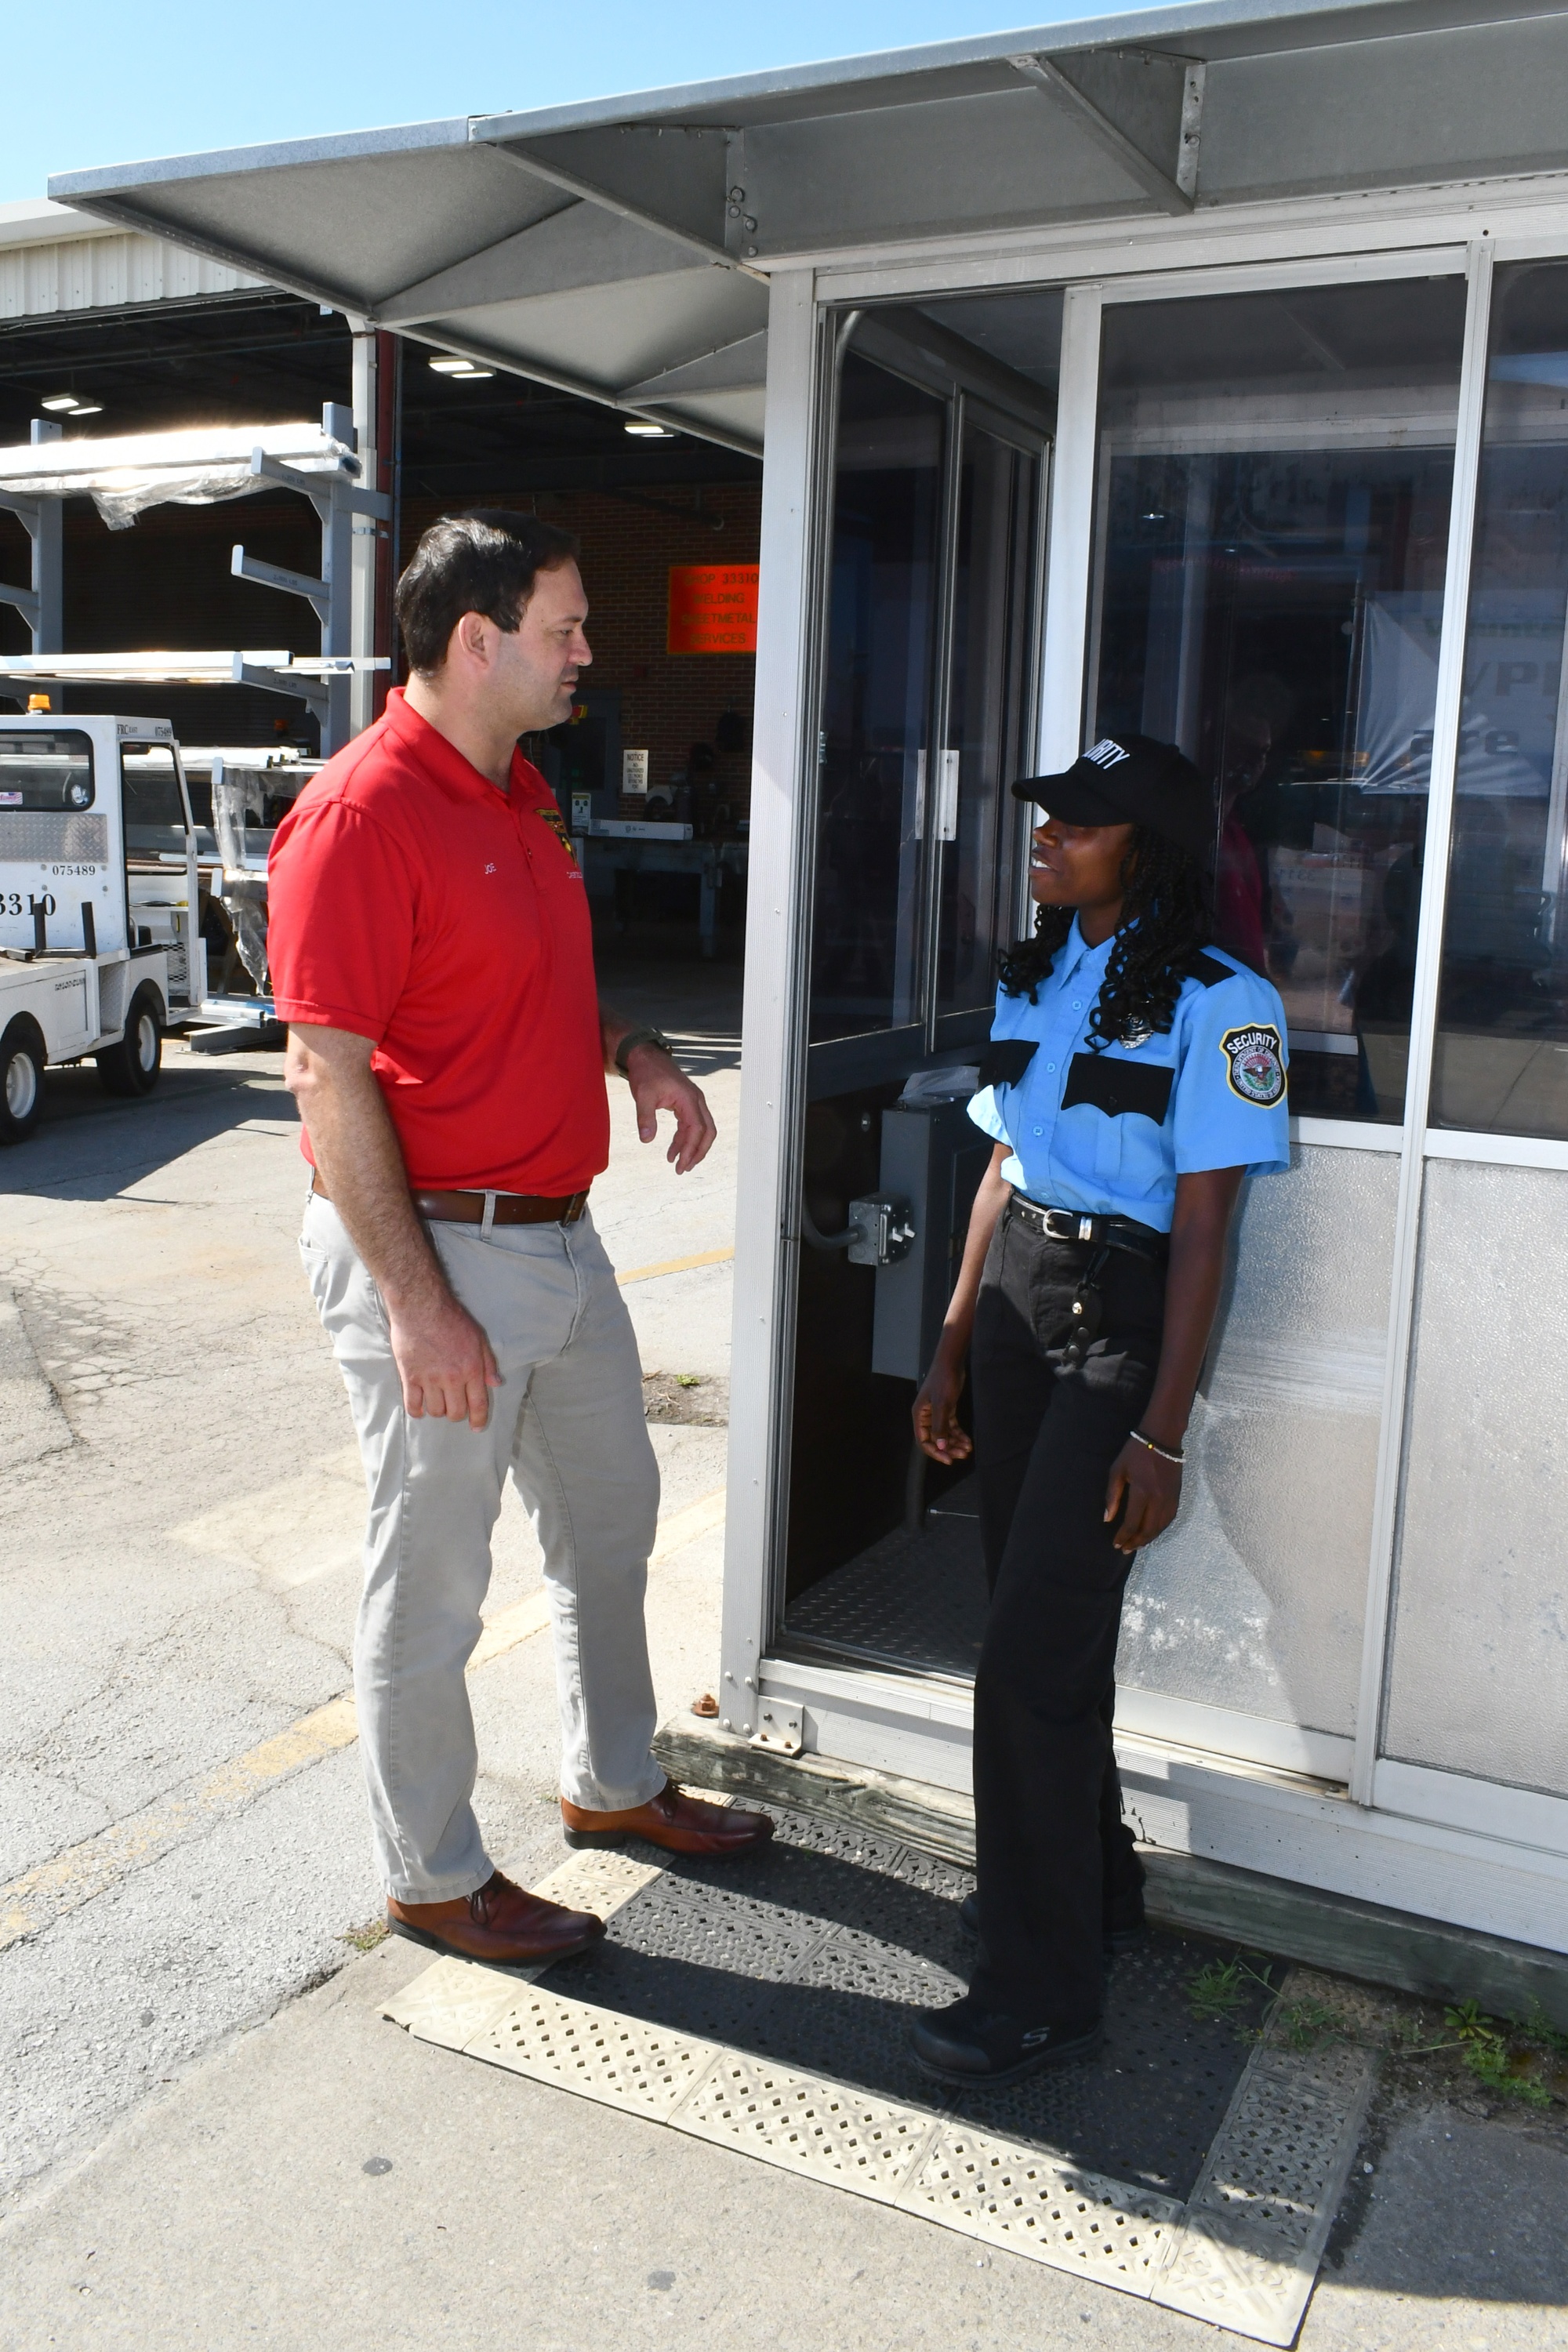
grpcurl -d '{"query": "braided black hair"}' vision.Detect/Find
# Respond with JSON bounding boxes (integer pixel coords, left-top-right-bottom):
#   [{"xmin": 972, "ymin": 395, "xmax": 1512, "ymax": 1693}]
[{"xmin": 996, "ymin": 826, "xmax": 1210, "ymax": 1049}]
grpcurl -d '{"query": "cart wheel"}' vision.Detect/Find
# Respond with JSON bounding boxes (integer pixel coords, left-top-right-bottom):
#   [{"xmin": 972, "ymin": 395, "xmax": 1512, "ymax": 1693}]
[
  {"xmin": 0, "ymin": 1018, "xmax": 45, "ymax": 1144},
  {"xmin": 96, "ymin": 984, "xmax": 164, "ymax": 1098}
]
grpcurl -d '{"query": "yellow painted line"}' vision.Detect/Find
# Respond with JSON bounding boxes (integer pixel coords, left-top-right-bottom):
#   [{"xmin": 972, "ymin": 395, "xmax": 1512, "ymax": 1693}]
[
  {"xmin": 650, "ymin": 1486, "xmax": 728, "ymax": 1563},
  {"xmin": 0, "ymin": 1490, "xmax": 727, "ymax": 1955},
  {"xmin": 616, "ymin": 1245, "xmax": 734, "ymax": 1286}
]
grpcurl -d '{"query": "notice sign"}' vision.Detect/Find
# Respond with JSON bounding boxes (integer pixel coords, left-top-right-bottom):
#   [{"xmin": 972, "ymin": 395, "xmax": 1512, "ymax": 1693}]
[{"xmin": 667, "ymin": 564, "xmax": 759, "ymax": 655}]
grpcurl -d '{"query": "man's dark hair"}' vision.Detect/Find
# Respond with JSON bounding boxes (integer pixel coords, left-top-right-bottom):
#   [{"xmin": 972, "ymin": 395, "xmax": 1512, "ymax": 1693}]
[{"xmin": 394, "ymin": 509, "xmax": 580, "ymax": 673}]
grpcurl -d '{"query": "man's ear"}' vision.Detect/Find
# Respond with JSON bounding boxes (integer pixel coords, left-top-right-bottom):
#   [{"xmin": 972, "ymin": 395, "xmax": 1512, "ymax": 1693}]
[{"xmin": 451, "ymin": 610, "xmax": 492, "ymax": 669}]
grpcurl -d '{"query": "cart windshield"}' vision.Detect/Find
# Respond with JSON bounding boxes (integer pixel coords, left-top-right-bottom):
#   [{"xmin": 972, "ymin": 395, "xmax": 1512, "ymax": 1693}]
[
  {"xmin": 0, "ymin": 731, "xmax": 94, "ymax": 811},
  {"xmin": 120, "ymin": 747, "xmax": 191, "ymax": 855}
]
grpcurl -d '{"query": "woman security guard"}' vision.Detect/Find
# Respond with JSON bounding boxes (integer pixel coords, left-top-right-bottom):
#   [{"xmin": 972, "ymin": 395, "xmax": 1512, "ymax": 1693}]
[{"xmin": 909, "ymin": 732, "xmax": 1290, "ymax": 2087}]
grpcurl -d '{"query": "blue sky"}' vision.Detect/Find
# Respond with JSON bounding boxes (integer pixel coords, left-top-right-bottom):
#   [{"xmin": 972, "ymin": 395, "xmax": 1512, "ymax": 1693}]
[{"xmin": 15, "ymin": 3, "xmax": 1109, "ymax": 203}]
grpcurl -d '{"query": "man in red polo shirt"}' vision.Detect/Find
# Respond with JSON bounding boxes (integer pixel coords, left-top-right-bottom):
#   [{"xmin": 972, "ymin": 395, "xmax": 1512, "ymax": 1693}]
[{"xmin": 270, "ymin": 511, "xmax": 769, "ymax": 1968}]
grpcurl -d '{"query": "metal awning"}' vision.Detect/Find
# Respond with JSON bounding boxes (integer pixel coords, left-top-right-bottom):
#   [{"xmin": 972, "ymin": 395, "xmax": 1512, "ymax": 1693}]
[{"xmin": 49, "ymin": 0, "xmax": 1568, "ymax": 453}]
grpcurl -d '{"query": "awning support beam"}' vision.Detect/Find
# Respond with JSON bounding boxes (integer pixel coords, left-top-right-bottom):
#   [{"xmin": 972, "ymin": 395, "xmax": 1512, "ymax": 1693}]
[
  {"xmin": 1008, "ymin": 50, "xmax": 1203, "ymax": 216},
  {"xmin": 480, "ymin": 136, "xmax": 766, "ymax": 283}
]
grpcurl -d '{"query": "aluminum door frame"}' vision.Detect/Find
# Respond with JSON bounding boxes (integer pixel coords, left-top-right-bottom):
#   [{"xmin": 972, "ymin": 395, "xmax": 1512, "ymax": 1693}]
[{"xmin": 723, "ymin": 217, "xmax": 1568, "ymax": 1935}]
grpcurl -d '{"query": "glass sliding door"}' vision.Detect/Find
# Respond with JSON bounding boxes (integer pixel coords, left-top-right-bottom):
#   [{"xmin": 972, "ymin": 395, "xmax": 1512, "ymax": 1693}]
[
  {"xmin": 1086, "ymin": 271, "xmax": 1469, "ymax": 1768},
  {"xmin": 936, "ymin": 413, "xmax": 1042, "ymax": 1032},
  {"xmin": 811, "ymin": 355, "xmax": 947, "ymax": 1048},
  {"xmin": 781, "ymin": 297, "xmax": 1054, "ymax": 1660}
]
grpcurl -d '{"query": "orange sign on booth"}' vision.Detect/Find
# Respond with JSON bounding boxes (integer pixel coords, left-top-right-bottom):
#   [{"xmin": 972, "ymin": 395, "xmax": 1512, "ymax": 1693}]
[{"xmin": 666, "ymin": 564, "xmax": 760, "ymax": 655}]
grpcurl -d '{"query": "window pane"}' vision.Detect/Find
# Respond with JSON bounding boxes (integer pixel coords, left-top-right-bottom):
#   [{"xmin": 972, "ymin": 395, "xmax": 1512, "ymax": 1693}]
[
  {"xmin": 122, "ymin": 748, "xmax": 187, "ymax": 855},
  {"xmin": 0, "ymin": 728, "xmax": 94, "ymax": 811},
  {"xmin": 936, "ymin": 420, "xmax": 1038, "ymax": 1018},
  {"xmin": 1091, "ymin": 278, "xmax": 1468, "ymax": 1120},
  {"xmin": 1432, "ymin": 260, "xmax": 1568, "ymax": 1137},
  {"xmin": 811, "ymin": 354, "xmax": 945, "ymax": 1041}
]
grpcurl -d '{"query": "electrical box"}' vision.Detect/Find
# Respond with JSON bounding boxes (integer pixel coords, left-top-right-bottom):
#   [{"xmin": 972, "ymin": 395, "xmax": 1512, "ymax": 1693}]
[{"xmin": 870, "ymin": 1100, "xmax": 992, "ymax": 1380}]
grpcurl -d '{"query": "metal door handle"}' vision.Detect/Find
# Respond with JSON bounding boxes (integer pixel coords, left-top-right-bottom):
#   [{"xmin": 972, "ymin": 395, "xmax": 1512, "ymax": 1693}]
[{"xmin": 936, "ymin": 748, "xmax": 960, "ymax": 841}]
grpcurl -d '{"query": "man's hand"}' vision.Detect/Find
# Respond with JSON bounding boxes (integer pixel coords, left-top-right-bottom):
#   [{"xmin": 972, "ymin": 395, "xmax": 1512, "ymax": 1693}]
[
  {"xmin": 625, "ymin": 1043, "xmax": 717, "ymax": 1174},
  {"xmin": 1103, "ymin": 1439, "xmax": 1182, "ymax": 1554},
  {"xmin": 388, "ymin": 1287, "xmax": 501, "ymax": 1430},
  {"xmin": 913, "ymin": 1345, "xmax": 973, "ymax": 1465},
  {"xmin": 285, "ymin": 1020, "xmax": 502, "ymax": 1430}
]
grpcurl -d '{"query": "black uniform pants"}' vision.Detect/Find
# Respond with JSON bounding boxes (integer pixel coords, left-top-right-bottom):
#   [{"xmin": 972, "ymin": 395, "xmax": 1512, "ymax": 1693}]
[{"xmin": 968, "ymin": 1199, "xmax": 1167, "ymax": 2025}]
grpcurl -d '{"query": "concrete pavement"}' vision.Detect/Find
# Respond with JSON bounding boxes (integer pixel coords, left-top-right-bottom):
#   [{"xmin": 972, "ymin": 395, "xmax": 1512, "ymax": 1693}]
[
  {"xmin": 0, "ymin": 1012, "xmax": 737, "ymax": 2221},
  {"xmin": 2, "ymin": 990, "xmax": 1566, "ymax": 2351}
]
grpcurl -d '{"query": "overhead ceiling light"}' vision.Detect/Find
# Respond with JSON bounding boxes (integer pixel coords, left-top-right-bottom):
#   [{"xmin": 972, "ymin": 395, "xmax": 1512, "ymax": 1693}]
[
  {"xmin": 428, "ymin": 355, "xmax": 493, "ymax": 379},
  {"xmin": 41, "ymin": 392, "xmax": 101, "ymax": 415},
  {"xmin": 625, "ymin": 420, "xmax": 674, "ymax": 437}
]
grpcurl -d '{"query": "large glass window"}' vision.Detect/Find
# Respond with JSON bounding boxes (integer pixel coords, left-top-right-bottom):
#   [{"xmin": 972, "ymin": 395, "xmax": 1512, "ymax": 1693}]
[
  {"xmin": 1089, "ymin": 277, "xmax": 1469, "ymax": 1119},
  {"xmin": 1431, "ymin": 261, "xmax": 1568, "ymax": 1137}
]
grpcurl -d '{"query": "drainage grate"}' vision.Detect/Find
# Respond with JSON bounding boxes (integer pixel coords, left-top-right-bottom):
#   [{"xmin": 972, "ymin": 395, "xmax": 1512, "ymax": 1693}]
[{"xmin": 382, "ymin": 1821, "xmax": 1374, "ymax": 2343}]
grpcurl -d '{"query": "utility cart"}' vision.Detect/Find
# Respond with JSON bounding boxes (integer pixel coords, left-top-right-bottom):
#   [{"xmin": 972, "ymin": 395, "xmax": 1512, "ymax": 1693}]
[{"xmin": 0, "ymin": 711, "xmax": 204, "ymax": 1141}]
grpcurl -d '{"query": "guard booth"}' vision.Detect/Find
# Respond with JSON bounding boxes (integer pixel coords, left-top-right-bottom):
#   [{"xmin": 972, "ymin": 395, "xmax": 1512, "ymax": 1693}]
[{"xmin": 56, "ymin": 0, "xmax": 1568, "ymax": 1972}]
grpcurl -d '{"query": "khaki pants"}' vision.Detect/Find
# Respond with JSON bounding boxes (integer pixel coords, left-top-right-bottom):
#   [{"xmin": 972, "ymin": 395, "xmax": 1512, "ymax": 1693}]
[{"xmin": 299, "ymin": 1191, "xmax": 663, "ymax": 1901}]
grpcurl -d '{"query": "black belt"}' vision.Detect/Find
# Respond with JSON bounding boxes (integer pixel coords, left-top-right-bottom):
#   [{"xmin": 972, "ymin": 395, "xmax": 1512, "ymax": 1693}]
[
  {"xmin": 312, "ymin": 1171, "xmax": 589, "ymax": 1225},
  {"xmin": 1011, "ymin": 1195, "xmax": 1168, "ymax": 1263},
  {"xmin": 1009, "ymin": 1196, "xmax": 1167, "ymax": 1374}
]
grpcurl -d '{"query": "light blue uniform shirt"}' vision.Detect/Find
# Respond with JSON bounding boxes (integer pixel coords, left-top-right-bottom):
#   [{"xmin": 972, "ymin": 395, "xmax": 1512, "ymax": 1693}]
[{"xmin": 968, "ymin": 918, "xmax": 1290, "ymax": 1233}]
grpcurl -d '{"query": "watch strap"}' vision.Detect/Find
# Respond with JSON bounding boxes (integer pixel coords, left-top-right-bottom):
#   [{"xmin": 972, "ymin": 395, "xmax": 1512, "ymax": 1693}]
[{"xmin": 614, "ymin": 1024, "xmax": 675, "ymax": 1074}]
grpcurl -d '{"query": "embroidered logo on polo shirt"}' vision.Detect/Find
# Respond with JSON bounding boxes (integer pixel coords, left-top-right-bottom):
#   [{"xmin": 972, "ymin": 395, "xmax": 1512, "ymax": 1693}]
[
  {"xmin": 534, "ymin": 805, "xmax": 579, "ymax": 863},
  {"xmin": 1221, "ymin": 1023, "xmax": 1287, "ymax": 1106}
]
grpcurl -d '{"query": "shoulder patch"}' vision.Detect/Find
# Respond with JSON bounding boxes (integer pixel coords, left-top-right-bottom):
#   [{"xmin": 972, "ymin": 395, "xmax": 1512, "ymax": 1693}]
[
  {"xmin": 1188, "ymin": 950, "xmax": 1237, "ymax": 989},
  {"xmin": 1220, "ymin": 1023, "xmax": 1287, "ymax": 1108}
]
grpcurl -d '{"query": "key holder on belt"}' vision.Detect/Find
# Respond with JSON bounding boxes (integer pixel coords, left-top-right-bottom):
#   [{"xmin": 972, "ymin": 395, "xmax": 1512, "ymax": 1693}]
[{"xmin": 1058, "ymin": 1244, "xmax": 1112, "ymax": 1374}]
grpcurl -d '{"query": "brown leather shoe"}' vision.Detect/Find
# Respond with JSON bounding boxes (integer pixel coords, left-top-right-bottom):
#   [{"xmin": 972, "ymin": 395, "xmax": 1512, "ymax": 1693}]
[
  {"xmin": 561, "ymin": 1778, "xmax": 774, "ymax": 1858},
  {"xmin": 387, "ymin": 1869, "xmax": 604, "ymax": 1965}
]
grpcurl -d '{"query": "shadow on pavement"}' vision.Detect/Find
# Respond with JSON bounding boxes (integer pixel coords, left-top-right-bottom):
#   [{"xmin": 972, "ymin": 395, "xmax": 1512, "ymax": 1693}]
[{"xmin": 4, "ymin": 1044, "xmax": 299, "ymax": 1205}]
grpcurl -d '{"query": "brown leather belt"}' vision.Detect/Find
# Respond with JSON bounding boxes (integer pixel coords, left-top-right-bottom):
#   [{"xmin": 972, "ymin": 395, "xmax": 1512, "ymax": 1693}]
[{"xmin": 311, "ymin": 1171, "xmax": 589, "ymax": 1225}]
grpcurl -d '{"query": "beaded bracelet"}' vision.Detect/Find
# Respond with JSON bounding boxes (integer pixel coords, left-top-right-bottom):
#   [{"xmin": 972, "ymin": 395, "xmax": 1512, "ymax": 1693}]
[{"xmin": 1130, "ymin": 1428, "xmax": 1185, "ymax": 1466}]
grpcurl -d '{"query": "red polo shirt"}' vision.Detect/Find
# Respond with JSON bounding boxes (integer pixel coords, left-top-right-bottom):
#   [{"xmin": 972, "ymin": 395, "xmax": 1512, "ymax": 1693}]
[{"xmin": 267, "ymin": 688, "xmax": 607, "ymax": 1193}]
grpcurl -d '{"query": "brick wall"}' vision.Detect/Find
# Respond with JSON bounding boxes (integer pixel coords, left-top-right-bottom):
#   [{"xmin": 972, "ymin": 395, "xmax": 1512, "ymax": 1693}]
[{"xmin": 400, "ymin": 481, "xmax": 761, "ymax": 816}]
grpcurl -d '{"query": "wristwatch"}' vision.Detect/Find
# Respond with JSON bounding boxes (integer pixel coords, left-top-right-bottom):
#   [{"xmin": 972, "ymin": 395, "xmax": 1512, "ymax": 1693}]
[{"xmin": 614, "ymin": 1023, "xmax": 677, "ymax": 1074}]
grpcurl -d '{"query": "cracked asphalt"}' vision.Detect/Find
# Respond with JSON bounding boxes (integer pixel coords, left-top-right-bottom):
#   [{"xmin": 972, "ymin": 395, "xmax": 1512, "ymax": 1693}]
[{"xmin": 0, "ymin": 991, "xmax": 741, "ymax": 2220}]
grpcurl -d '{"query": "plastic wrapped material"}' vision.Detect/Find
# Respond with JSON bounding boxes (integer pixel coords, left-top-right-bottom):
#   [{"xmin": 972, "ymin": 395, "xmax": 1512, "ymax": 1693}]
[{"xmin": 0, "ymin": 422, "xmax": 357, "ymax": 531}]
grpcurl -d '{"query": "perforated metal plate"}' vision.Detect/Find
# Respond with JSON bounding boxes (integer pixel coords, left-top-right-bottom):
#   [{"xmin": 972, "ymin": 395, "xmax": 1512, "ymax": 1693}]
[
  {"xmin": 469, "ymin": 1985, "xmax": 719, "ymax": 2119},
  {"xmin": 782, "ymin": 1512, "xmax": 987, "ymax": 1680},
  {"xmin": 380, "ymin": 1847, "xmax": 662, "ymax": 2050},
  {"xmin": 382, "ymin": 1823, "xmax": 1375, "ymax": 2343},
  {"xmin": 560, "ymin": 1808, "xmax": 1268, "ymax": 2200},
  {"xmin": 1152, "ymin": 2025, "xmax": 1377, "ymax": 2347},
  {"xmin": 902, "ymin": 2129, "xmax": 1182, "ymax": 2281},
  {"xmin": 678, "ymin": 2053, "xmax": 940, "ymax": 2203}
]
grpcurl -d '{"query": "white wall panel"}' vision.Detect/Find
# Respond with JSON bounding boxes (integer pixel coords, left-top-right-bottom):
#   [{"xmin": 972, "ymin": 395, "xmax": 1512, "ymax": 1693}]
[{"xmin": 0, "ymin": 233, "xmax": 262, "ymax": 321}]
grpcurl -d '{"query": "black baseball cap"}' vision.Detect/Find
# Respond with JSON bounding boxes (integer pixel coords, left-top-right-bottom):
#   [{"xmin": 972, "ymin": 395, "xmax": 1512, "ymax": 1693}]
[{"xmin": 1011, "ymin": 733, "xmax": 1214, "ymax": 855}]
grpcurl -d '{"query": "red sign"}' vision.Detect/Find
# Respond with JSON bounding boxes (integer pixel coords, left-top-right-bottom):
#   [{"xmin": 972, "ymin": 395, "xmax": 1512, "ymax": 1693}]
[{"xmin": 667, "ymin": 564, "xmax": 759, "ymax": 655}]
